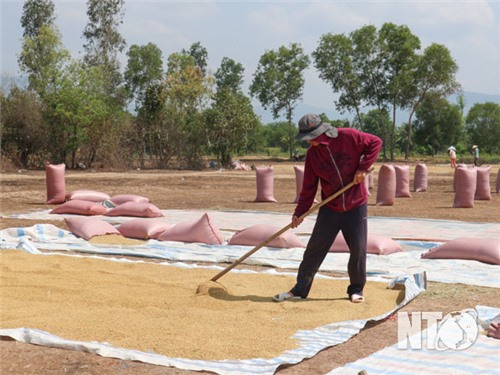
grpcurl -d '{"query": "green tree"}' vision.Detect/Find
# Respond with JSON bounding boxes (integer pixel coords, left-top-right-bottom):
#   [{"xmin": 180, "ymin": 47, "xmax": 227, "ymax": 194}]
[
  {"xmin": 18, "ymin": 24, "xmax": 70, "ymax": 98},
  {"xmin": 183, "ymin": 41, "xmax": 208, "ymax": 76},
  {"xmin": 402, "ymin": 43, "xmax": 460, "ymax": 159},
  {"xmin": 44, "ymin": 62, "xmax": 111, "ymax": 167},
  {"xmin": 250, "ymin": 43, "xmax": 309, "ymax": 159},
  {"xmin": 361, "ymin": 109, "xmax": 391, "ymax": 142},
  {"xmin": 124, "ymin": 43, "xmax": 163, "ymax": 168},
  {"xmin": 20, "ymin": 0, "xmax": 55, "ymax": 38},
  {"xmin": 124, "ymin": 43, "xmax": 164, "ymax": 108},
  {"xmin": 0, "ymin": 86, "xmax": 47, "ymax": 168},
  {"xmin": 155, "ymin": 52, "xmax": 214, "ymax": 169},
  {"xmin": 215, "ymin": 57, "xmax": 244, "ymax": 93},
  {"xmin": 378, "ymin": 23, "xmax": 421, "ymax": 160},
  {"xmin": 413, "ymin": 95, "xmax": 463, "ymax": 156},
  {"xmin": 465, "ymin": 102, "xmax": 500, "ymax": 154},
  {"xmin": 313, "ymin": 32, "xmax": 365, "ymax": 128},
  {"xmin": 205, "ymin": 88, "xmax": 260, "ymax": 167},
  {"xmin": 83, "ymin": 0, "xmax": 126, "ymax": 107}
]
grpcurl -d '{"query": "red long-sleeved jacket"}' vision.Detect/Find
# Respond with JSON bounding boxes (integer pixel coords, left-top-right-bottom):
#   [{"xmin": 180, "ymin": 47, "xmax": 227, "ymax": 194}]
[{"xmin": 294, "ymin": 128, "xmax": 382, "ymax": 216}]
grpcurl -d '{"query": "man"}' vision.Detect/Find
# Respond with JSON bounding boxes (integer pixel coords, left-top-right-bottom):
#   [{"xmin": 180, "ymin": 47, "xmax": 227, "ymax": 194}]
[
  {"xmin": 273, "ymin": 114, "xmax": 382, "ymax": 303},
  {"xmin": 472, "ymin": 145, "xmax": 479, "ymax": 166}
]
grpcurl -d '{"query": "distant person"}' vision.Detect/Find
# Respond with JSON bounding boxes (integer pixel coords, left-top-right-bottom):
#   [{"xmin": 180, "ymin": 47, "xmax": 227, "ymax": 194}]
[
  {"xmin": 472, "ymin": 145, "xmax": 479, "ymax": 166},
  {"xmin": 447, "ymin": 146, "xmax": 457, "ymax": 169},
  {"xmin": 273, "ymin": 114, "xmax": 382, "ymax": 304}
]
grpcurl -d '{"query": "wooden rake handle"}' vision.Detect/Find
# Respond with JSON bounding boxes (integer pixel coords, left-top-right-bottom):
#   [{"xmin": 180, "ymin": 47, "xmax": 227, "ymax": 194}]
[{"xmin": 209, "ymin": 168, "xmax": 373, "ymax": 282}]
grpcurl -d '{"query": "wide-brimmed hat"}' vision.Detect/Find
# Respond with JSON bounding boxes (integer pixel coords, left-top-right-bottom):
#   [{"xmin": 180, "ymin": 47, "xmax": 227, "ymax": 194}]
[
  {"xmin": 296, "ymin": 114, "xmax": 338, "ymax": 141},
  {"xmin": 447, "ymin": 146, "xmax": 456, "ymax": 151},
  {"xmin": 472, "ymin": 145, "xmax": 478, "ymax": 150}
]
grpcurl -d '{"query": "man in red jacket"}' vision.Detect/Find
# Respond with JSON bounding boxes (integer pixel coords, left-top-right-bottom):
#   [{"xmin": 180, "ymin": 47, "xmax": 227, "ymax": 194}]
[{"xmin": 273, "ymin": 114, "xmax": 382, "ymax": 303}]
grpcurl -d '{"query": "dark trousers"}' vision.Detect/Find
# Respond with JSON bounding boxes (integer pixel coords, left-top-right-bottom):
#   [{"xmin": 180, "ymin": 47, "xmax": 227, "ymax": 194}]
[{"xmin": 290, "ymin": 204, "xmax": 367, "ymax": 298}]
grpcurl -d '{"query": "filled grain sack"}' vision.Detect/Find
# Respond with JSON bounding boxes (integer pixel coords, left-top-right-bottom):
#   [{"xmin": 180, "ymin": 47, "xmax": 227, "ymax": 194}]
[
  {"xmin": 329, "ymin": 232, "xmax": 402, "ymax": 255},
  {"xmin": 421, "ymin": 237, "xmax": 500, "ymax": 265},
  {"xmin": 474, "ymin": 166, "xmax": 491, "ymax": 200},
  {"xmin": 65, "ymin": 216, "xmax": 120, "ymax": 240},
  {"xmin": 45, "ymin": 163, "xmax": 66, "ymax": 204},
  {"xmin": 376, "ymin": 164, "xmax": 396, "ymax": 206},
  {"xmin": 105, "ymin": 202, "xmax": 163, "ymax": 218},
  {"xmin": 254, "ymin": 166, "xmax": 277, "ymax": 202},
  {"xmin": 496, "ymin": 167, "xmax": 500, "ymax": 193},
  {"xmin": 367, "ymin": 171, "xmax": 374, "ymax": 190},
  {"xmin": 294, "ymin": 165, "xmax": 305, "ymax": 203},
  {"xmin": 453, "ymin": 167, "xmax": 477, "ymax": 208},
  {"xmin": 413, "ymin": 163, "xmax": 427, "ymax": 192},
  {"xmin": 50, "ymin": 200, "xmax": 108, "ymax": 216},
  {"xmin": 156, "ymin": 213, "xmax": 224, "ymax": 245},
  {"xmin": 110, "ymin": 194, "xmax": 150, "ymax": 205},
  {"xmin": 66, "ymin": 189, "xmax": 110, "ymax": 202},
  {"xmin": 394, "ymin": 165, "xmax": 411, "ymax": 197},
  {"xmin": 118, "ymin": 218, "xmax": 172, "ymax": 240},
  {"xmin": 228, "ymin": 224, "xmax": 305, "ymax": 249}
]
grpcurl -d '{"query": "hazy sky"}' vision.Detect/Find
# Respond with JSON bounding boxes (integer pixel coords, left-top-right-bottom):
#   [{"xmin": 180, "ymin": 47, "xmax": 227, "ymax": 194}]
[{"xmin": 2, "ymin": 0, "xmax": 499, "ymax": 118}]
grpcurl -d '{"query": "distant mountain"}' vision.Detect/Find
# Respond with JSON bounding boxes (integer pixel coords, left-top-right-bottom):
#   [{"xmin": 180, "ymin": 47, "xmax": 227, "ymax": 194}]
[{"xmin": 254, "ymin": 91, "xmax": 500, "ymax": 126}]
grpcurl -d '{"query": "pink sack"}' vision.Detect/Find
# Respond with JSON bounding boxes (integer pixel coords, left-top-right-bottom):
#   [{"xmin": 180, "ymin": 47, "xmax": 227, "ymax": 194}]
[
  {"xmin": 453, "ymin": 167, "xmax": 477, "ymax": 208},
  {"xmin": 474, "ymin": 166, "xmax": 491, "ymax": 200},
  {"xmin": 496, "ymin": 167, "xmax": 500, "ymax": 193},
  {"xmin": 228, "ymin": 224, "xmax": 305, "ymax": 249},
  {"xmin": 394, "ymin": 165, "xmax": 411, "ymax": 197},
  {"xmin": 413, "ymin": 163, "xmax": 427, "ymax": 192},
  {"xmin": 110, "ymin": 194, "xmax": 150, "ymax": 205},
  {"xmin": 254, "ymin": 166, "xmax": 277, "ymax": 202},
  {"xmin": 156, "ymin": 213, "xmax": 224, "ymax": 245},
  {"xmin": 50, "ymin": 200, "xmax": 108, "ymax": 216},
  {"xmin": 421, "ymin": 237, "xmax": 500, "ymax": 265},
  {"xmin": 66, "ymin": 189, "xmax": 110, "ymax": 202},
  {"xmin": 65, "ymin": 216, "xmax": 120, "ymax": 240},
  {"xmin": 367, "ymin": 171, "xmax": 374, "ymax": 190},
  {"xmin": 105, "ymin": 202, "xmax": 163, "ymax": 218},
  {"xmin": 45, "ymin": 163, "xmax": 66, "ymax": 204},
  {"xmin": 118, "ymin": 218, "xmax": 172, "ymax": 239},
  {"xmin": 294, "ymin": 165, "xmax": 305, "ymax": 203},
  {"xmin": 376, "ymin": 164, "xmax": 396, "ymax": 206},
  {"xmin": 329, "ymin": 232, "xmax": 402, "ymax": 255}
]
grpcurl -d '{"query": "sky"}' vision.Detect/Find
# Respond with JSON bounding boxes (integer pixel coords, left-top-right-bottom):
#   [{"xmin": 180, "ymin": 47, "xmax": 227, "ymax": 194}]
[{"xmin": 1, "ymin": 0, "xmax": 499, "ymax": 122}]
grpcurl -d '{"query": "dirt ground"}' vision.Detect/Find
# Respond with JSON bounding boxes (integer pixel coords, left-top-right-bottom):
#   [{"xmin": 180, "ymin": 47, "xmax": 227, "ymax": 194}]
[{"xmin": 1, "ymin": 160, "xmax": 499, "ymax": 375}]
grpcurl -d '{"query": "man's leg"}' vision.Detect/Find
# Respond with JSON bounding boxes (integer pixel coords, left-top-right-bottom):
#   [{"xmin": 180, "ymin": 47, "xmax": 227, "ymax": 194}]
[
  {"xmin": 290, "ymin": 207, "xmax": 341, "ymax": 298},
  {"xmin": 341, "ymin": 204, "xmax": 368, "ymax": 298}
]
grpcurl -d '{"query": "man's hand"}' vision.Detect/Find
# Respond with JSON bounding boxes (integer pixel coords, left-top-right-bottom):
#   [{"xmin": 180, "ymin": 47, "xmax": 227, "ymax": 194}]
[
  {"xmin": 353, "ymin": 170, "xmax": 367, "ymax": 185},
  {"xmin": 291, "ymin": 215, "xmax": 303, "ymax": 228}
]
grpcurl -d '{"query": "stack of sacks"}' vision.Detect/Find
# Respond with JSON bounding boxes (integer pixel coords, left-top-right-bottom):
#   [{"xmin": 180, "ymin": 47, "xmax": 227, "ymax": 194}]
[
  {"xmin": 254, "ymin": 166, "xmax": 277, "ymax": 202},
  {"xmin": 49, "ymin": 184, "xmax": 159, "ymax": 217}
]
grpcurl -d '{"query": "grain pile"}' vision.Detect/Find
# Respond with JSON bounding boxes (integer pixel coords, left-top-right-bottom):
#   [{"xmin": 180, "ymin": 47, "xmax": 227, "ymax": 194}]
[{"xmin": 1, "ymin": 250, "xmax": 403, "ymax": 360}]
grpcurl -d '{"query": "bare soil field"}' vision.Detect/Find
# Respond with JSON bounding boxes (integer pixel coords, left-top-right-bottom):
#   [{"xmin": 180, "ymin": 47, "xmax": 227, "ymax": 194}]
[{"xmin": 1, "ymin": 160, "xmax": 499, "ymax": 375}]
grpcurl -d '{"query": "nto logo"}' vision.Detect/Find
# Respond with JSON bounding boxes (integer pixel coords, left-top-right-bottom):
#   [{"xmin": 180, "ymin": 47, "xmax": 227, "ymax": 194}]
[{"xmin": 397, "ymin": 309, "xmax": 479, "ymax": 350}]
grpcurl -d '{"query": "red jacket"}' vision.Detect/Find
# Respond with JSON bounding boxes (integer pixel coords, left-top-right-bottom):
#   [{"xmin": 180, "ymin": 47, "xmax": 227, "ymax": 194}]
[{"xmin": 294, "ymin": 128, "xmax": 382, "ymax": 216}]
